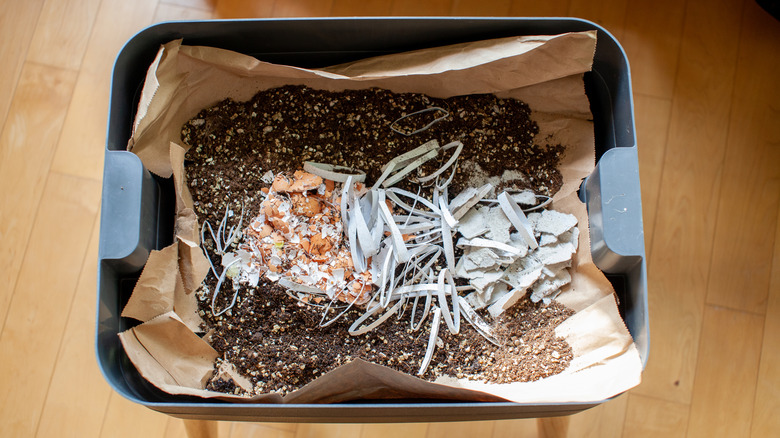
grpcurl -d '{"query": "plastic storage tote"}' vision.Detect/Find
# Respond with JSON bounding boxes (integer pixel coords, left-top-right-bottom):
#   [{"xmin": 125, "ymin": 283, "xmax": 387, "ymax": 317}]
[{"xmin": 96, "ymin": 17, "xmax": 648, "ymax": 422}]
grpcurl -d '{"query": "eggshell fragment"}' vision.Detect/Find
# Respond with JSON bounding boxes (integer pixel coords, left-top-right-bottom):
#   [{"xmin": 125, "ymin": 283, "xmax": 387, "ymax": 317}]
[
  {"xmin": 289, "ymin": 170, "xmax": 323, "ymax": 192},
  {"xmin": 271, "ymin": 174, "xmax": 291, "ymax": 192},
  {"xmin": 292, "ymin": 194, "xmax": 322, "ymax": 217}
]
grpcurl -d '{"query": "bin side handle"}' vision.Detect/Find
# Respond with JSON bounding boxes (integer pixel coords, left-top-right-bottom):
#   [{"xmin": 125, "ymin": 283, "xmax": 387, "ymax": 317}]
[
  {"xmin": 98, "ymin": 151, "xmax": 158, "ymax": 274},
  {"xmin": 583, "ymin": 146, "xmax": 645, "ymax": 273}
]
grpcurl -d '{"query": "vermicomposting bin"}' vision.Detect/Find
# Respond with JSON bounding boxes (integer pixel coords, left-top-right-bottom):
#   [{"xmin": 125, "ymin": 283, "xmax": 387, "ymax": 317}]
[{"xmin": 96, "ymin": 17, "xmax": 648, "ymax": 422}]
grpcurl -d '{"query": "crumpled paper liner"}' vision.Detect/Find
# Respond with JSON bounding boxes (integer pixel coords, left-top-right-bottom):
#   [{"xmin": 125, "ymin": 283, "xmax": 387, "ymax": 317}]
[
  {"xmin": 119, "ymin": 311, "xmax": 218, "ymax": 389},
  {"xmin": 120, "ymin": 144, "xmax": 209, "ymax": 334},
  {"xmin": 118, "ymin": 31, "xmax": 642, "ymax": 404}
]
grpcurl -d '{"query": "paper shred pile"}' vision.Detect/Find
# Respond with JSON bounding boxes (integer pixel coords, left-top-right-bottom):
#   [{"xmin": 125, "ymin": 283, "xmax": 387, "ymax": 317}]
[{"xmin": 456, "ymin": 206, "xmax": 579, "ymax": 318}]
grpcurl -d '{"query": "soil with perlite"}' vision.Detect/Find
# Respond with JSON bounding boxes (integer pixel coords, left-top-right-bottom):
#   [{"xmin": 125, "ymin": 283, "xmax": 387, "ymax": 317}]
[{"xmin": 181, "ymin": 85, "xmax": 574, "ymax": 395}]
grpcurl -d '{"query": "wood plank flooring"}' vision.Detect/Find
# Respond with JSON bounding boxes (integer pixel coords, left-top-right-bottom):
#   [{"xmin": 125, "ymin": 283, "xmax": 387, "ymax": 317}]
[{"xmin": 0, "ymin": 0, "xmax": 777, "ymax": 436}]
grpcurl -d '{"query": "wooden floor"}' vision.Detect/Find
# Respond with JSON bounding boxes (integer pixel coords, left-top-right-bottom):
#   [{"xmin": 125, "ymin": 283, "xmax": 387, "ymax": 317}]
[{"xmin": 1, "ymin": 0, "xmax": 778, "ymax": 436}]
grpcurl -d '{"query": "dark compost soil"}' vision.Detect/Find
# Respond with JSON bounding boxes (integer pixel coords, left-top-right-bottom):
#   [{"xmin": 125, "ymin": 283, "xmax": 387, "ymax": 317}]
[{"xmin": 181, "ymin": 85, "xmax": 574, "ymax": 396}]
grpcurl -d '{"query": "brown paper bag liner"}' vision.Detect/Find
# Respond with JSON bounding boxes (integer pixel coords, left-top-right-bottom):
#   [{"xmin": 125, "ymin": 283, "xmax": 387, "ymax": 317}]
[
  {"xmin": 119, "ymin": 312, "xmax": 218, "ymax": 389},
  {"xmin": 119, "ymin": 31, "xmax": 642, "ymax": 404}
]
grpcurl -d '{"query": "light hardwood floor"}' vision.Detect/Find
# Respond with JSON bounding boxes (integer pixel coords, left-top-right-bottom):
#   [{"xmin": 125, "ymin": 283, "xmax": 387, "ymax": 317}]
[{"xmin": 1, "ymin": 0, "xmax": 778, "ymax": 436}]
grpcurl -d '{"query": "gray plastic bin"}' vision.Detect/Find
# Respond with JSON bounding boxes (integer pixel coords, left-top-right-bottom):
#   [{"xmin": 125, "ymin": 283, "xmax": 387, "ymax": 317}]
[{"xmin": 97, "ymin": 17, "xmax": 648, "ymax": 422}]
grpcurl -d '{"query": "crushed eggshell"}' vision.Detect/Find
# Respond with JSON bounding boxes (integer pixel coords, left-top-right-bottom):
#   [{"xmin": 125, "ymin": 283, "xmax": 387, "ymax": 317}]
[
  {"xmin": 289, "ymin": 170, "xmax": 323, "ymax": 191},
  {"xmin": 224, "ymin": 171, "xmax": 373, "ymax": 306}
]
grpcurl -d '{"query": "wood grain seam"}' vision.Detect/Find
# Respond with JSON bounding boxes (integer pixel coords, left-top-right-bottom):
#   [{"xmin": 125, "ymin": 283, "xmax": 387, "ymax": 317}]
[
  {"xmin": 704, "ymin": 302, "xmax": 769, "ymax": 318},
  {"xmin": 23, "ymin": 59, "xmax": 82, "ymax": 74},
  {"xmin": 77, "ymin": 0, "xmax": 107, "ymax": 76},
  {"xmin": 627, "ymin": 389, "xmax": 693, "ymax": 407},
  {"xmin": 633, "ymin": 92, "xmax": 673, "ymax": 102},
  {"xmin": 96, "ymin": 392, "xmax": 118, "ymax": 438},
  {"xmin": 748, "ymin": 200, "xmax": 780, "ymax": 438},
  {"xmin": 0, "ymin": 96, "xmax": 75, "ymax": 336},
  {"xmin": 701, "ymin": 0, "xmax": 752, "ymax": 312},
  {"xmin": 633, "ymin": 92, "xmax": 673, "ymax": 262},
  {"xmin": 640, "ymin": 0, "xmax": 688, "ymax": 262},
  {"xmin": 451, "ymin": 0, "xmax": 512, "ymax": 16},
  {"xmin": 622, "ymin": 392, "xmax": 692, "ymax": 437},
  {"xmin": 0, "ymin": 1, "xmax": 45, "ymax": 141},
  {"xmin": 32, "ymin": 206, "xmax": 100, "ymax": 438},
  {"xmin": 747, "ymin": 321, "xmax": 769, "ymax": 438},
  {"xmin": 686, "ymin": 298, "xmax": 760, "ymax": 437},
  {"xmin": 160, "ymin": 0, "xmax": 215, "ymax": 13}
]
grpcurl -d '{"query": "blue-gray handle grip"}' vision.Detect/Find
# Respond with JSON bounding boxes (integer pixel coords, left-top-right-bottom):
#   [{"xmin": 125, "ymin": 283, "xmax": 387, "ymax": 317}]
[
  {"xmin": 582, "ymin": 146, "xmax": 645, "ymax": 273},
  {"xmin": 98, "ymin": 151, "xmax": 159, "ymax": 274}
]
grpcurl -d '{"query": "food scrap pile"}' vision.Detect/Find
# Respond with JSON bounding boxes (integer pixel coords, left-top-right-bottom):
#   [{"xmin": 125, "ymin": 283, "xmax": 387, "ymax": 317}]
[
  {"xmin": 216, "ymin": 170, "xmax": 373, "ymax": 312},
  {"xmin": 184, "ymin": 86, "xmax": 579, "ymax": 396}
]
